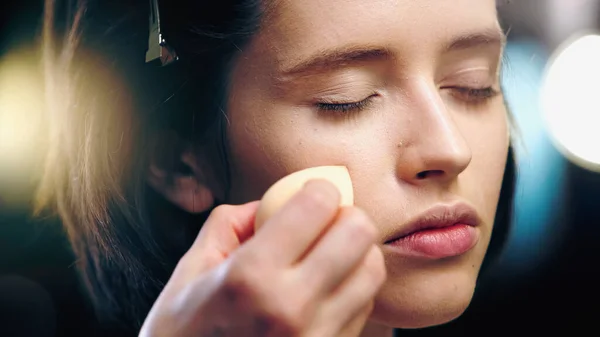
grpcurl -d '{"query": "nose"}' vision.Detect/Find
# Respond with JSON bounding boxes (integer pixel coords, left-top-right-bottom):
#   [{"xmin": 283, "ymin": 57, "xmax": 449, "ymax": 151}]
[{"xmin": 396, "ymin": 82, "xmax": 472, "ymax": 184}]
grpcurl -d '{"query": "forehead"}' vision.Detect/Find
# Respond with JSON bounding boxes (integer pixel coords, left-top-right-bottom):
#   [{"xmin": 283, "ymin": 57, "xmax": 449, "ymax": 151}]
[{"xmin": 258, "ymin": 0, "xmax": 500, "ymax": 67}]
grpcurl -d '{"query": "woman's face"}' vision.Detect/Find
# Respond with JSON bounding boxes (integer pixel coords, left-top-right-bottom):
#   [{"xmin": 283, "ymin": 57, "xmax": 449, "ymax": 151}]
[{"xmin": 224, "ymin": 0, "xmax": 508, "ymax": 328}]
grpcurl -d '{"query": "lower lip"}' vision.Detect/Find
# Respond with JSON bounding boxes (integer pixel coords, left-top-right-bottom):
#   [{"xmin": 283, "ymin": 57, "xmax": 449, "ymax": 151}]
[{"xmin": 385, "ymin": 224, "xmax": 479, "ymax": 259}]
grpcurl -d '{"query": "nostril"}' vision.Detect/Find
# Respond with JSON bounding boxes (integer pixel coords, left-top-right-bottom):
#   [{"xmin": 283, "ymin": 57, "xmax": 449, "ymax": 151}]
[{"xmin": 416, "ymin": 170, "xmax": 444, "ymax": 179}]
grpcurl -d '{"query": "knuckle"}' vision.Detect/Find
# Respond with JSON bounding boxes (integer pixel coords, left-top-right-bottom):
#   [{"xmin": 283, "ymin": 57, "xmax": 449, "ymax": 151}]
[
  {"xmin": 210, "ymin": 204, "xmax": 237, "ymax": 222},
  {"xmin": 221, "ymin": 258, "xmax": 311, "ymax": 334},
  {"xmin": 281, "ymin": 311, "xmax": 307, "ymax": 335},
  {"xmin": 261, "ymin": 301, "xmax": 308, "ymax": 335},
  {"xmin": 219, "ymin": 278, "xmax": 310, "ymax": 336},
  {"xmin": 222, "ymin": 258, "xmax": 263, "ymax": 302},
  {"xmin": 179, "ymin": 249, "xmax": 219, "ymax": 272}
]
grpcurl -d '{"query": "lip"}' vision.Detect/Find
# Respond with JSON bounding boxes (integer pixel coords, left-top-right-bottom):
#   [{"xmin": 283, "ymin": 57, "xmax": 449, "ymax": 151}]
[{"xmin": 383, "ymin": 202, "xmax": 481, "ymax": 259}]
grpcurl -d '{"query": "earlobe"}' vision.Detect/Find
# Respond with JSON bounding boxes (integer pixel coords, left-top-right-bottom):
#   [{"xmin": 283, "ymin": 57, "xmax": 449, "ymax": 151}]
[
  {"xmin": 147, "ymin": 142, "xmax": 218, "ymax": 215},
  {"xmin": 147, "ymin": 165, "xmax": 216, "ymax": 214}
]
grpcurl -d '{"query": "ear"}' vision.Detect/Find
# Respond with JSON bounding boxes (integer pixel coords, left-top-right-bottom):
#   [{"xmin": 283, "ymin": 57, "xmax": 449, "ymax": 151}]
[{"xmin": 146, "ymin": 132, "xmax": 222, "ymax": 214}]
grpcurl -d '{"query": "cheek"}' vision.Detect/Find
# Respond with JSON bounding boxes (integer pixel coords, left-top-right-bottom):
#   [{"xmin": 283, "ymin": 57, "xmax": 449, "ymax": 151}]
[
  {"xmin": 224, "ymin": 65, "xmax": 302, "ymax": 202},
  {"xmin": 461, "ymin": 105, "xmax": 509, "ymax": 223},
  {"xmin": 225, "ymin": 105, "xmax": 354, "ymax": 203},
  {"xmin": 225, "ymin": 112, "xmax": 287, "ymax": 203}
]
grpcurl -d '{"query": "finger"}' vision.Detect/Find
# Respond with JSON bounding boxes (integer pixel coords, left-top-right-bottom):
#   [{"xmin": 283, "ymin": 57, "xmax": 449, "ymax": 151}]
[
  {"xmin": 251, "ymin": 179, "xmax": 341, "ymax": 266},
  {"xmin": 296, "ymin": 207, "xmax": 376, "ymax": 296},
  {"xmin": 336, "ymin": 301, "xmax": 374, "ymax": 337},
  {"xmin": 306, "ymin": 300, "xmax": 374, "ymax": 337},
  {"xmin": 187, "ymin": 201, "xmax": 260, "ymax": 269},
  {"xmin": 321, "ymin": 246, "xmax": 386, "ymax": 332}
]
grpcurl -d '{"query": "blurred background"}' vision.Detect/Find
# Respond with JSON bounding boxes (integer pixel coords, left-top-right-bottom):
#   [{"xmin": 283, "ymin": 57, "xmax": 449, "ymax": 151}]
[{"xmin": 1, "ymin": 0, "xmax": 600, "ymax": 336}]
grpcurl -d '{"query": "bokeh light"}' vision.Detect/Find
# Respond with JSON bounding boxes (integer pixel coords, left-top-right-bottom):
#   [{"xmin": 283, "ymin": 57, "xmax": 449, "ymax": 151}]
[
  {"xmin": 0, "ymin": 46, "xmax": 45, "ymax": 209},
  {"xmin": 541, "ymin": 33, "xmax": 600, "ymax": 172}
]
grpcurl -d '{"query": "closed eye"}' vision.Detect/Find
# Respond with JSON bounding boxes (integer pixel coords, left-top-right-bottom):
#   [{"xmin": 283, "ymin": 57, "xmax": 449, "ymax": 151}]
[
  {"xmin": 316, "ymin": 94, "xmax": 378, "ymax": 113},
  {"xmin": 447, "ymin": 86, "xmax": 500, "ymax": 103}
]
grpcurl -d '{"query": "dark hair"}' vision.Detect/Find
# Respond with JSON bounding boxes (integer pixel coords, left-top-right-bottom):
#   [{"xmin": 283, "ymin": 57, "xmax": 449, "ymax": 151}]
[{"xmin": 36, "ymin": 0, "xmax": 516, "ymax": 331}]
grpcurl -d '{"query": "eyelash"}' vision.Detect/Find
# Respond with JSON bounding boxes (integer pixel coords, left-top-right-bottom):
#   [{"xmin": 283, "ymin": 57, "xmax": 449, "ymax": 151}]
[
  {"xmin": 315, "ymin": 87, "xmax": 499, "ymax": 114},
  {"xmin": 316, "ymin": 94, "xmax": 377, "ymax": 114},
  {"xmin": 448, "ymin": 86, "xmax": 500, "ymax": 103}
]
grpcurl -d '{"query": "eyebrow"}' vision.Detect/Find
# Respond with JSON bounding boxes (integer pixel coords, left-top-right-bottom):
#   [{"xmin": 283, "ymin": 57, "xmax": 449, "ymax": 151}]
[
  {"xmin": 444, "ymin": 27, "xmax": 506, "ymax": 52},
  {"xmin": 277, "ymin": 27, "xmax": 506, "ymax": 79},
  {"xmin": 277, "ymin": 47, "xmax": 392, "ymax": 78}
]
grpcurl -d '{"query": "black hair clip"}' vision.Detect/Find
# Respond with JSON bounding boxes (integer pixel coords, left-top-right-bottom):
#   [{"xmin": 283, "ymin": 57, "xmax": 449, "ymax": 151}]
[{"xmin": 146, "ymin": 0, "xmax": 179, "ymax": 66}]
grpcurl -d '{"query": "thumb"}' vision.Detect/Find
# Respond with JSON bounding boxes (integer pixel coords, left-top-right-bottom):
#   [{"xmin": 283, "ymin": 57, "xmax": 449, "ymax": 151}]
[{"xmin": 188, "ymin": 201, "xmax": 260, "ymax": 269}]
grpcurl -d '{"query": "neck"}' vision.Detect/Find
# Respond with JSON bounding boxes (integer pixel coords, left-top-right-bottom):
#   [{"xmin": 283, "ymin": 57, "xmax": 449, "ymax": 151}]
[{"xmin": 359, "ymin": 322, "xmax": 394, "ymax": 337}]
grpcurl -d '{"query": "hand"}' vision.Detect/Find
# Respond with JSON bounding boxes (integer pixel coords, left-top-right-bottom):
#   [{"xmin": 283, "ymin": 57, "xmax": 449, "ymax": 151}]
[{"xmin": 139, "ymin": 180, "xmax": 386, "ymax": 337}]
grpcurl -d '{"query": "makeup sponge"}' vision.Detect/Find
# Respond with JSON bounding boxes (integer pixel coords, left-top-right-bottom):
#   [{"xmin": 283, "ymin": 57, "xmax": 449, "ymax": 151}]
[{"xmin": 254, "ymin": 166, "xmax": 354, "ymax": 230}]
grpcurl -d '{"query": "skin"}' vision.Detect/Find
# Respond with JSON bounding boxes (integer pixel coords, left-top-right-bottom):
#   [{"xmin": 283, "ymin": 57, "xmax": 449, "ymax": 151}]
[
  {"xmin": 227, "ymin": 0, "xmax": 507, "ymax": 331},
  {"xmin": 147, "ymin": 0, "xmax": 509, "ymax": 335}
]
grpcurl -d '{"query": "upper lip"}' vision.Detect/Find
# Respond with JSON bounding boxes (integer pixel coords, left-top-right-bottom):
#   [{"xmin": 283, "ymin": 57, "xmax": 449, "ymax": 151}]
[{"xmin": 384, "ymin": 202, "xmax": 481, "ymax": 243}]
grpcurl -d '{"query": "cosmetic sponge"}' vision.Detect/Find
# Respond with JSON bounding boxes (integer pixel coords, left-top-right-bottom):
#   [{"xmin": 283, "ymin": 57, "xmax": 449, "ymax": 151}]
[{"xmin": 254, "ymin": 166, "xmax": 354, "ymax": 230}]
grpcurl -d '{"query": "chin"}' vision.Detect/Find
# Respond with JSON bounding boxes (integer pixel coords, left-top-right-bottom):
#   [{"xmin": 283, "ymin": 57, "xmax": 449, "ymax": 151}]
[{"xmin": 370, "ymin": 264, "xmax": 479, "ymax": 329}]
